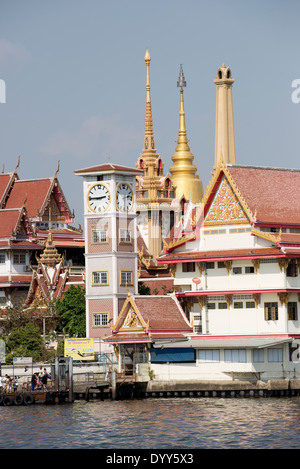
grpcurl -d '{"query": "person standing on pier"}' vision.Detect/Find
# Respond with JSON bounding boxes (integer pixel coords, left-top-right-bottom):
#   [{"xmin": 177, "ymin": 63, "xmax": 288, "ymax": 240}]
[{"xmin": 31, "ymin": 373, "xmax": 37, "ymax": 391}]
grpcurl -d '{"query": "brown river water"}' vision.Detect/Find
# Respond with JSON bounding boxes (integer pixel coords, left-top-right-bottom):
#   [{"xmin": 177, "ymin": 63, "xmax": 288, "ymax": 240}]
[{"xmin": 0, "ymin": 396, "xmax": 299, "ymax": 449}]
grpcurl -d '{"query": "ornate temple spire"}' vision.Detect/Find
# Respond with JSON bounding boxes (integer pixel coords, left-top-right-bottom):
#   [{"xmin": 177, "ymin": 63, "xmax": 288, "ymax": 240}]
[
  {"xmin": 38, "ymin": 209, "xmax": 63, "ymax": 268},
  {"xmin": 136, "ymin": 51, "xmax": 176, "ymax": 261},
  {"xmin": 142, "ymin": 50, "xmax": 157, "ymax": 156},
  {"xmin": 214, "ymin": 63, "xmax": 236, "ymax": 166},
  {"xmin": 169, "ymin": 65, "xmax": 203, "ymax": 204}
]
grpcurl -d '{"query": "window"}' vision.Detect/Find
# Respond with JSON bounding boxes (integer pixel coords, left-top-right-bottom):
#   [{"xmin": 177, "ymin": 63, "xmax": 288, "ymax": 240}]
[
  {"xmin": 13, "ymin": 253, "xmax": 26, "ymax": 264},
  {"xmin": 198, "ymin": 349, "xmax": 220, "ymax": 362},
  {"xmin": 245, "ymin": 266, "xmax": 255, "ymax": 274},
  {"xmin": 288, "ymin": 302, "xmax": 298, "ymax": 321},
  {"xmin": 93, "ymin": 313, "xmax": 109, "ymax": 327},
  {"xmin": 192, "ymin": 315, "xmax": 201, "ymax": 322},
  {"xmin": 268, "ymin": 348, "xmax": 283, "ymax": 362},
  {"xmin": 0, "ymin": 296, "xmax": 6, "ymax": 305},
  {"xmin": 207, "ymin": 303, "xmax": 216, "ymax": 310},
  {"xmin": 233, "ymin": 267, "xmax": 242, "ymax": 274},
  {"xmin": 287, "ymin": 259, "xmax": 298, "ymax": 277},
  {"xmin": 253, "ymin": 349, "xmax": 264, "ymax": 363},
  {"xmin": 224, "ymin": 349, "xmax": 246, "ymax": 363},
  {"xmin": 92, "ymin": 230, "xmax": 107, "ymax": 243},
  {"xmin": 119, "ymin": 229, "xmax": 131, "ymax": 243},
  {"xmin": 206, "ymin": 262, "xmax": 215, "ymax": 269},
  {"xmin": 218, "ymin": 302, "xmax": 228, "ymax": 309},
  {"xmin": 92, "ymin": 271, "xmax": 108, "ymax": 285},
  {"xmin": 233, "ymin": 302, "xmax": 243, "ymax": 309},
  {"xmin": 246, "ymin": 301, "xmax": 255, "ymax": 309},
  {"xmin": 218, "ymin": 261, "xmax": 225, "ymax": 268},
  {"xmin": 264, "ymin": 302, "xmax": 278, "ymax": 321},
  {"xmin": 182, "ymin": 262, "xmax": 195, "ymax": 273},
  {"xmin": 0, "ymin": 253, "xmax": 5, "ymax": 264},
  {"xmin": 121, "ymin": 271, "xmax": 133, "ymax": 285}
]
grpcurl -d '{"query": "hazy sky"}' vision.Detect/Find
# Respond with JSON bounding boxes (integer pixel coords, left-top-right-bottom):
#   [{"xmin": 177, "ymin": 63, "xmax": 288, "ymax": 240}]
[{"xmin": 0, "ymin": 0, "xmax": 299, "ymax": 228}]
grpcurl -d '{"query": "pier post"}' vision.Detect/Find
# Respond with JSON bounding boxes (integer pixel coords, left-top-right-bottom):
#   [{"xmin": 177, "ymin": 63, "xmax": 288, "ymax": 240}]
[
  {"xmin": 54, "ymin": 357, "xmax": 59, "ymax": 392},
  {"xmin": 111, "ymin": 369, "xmax": 116, "ymax": 400}
]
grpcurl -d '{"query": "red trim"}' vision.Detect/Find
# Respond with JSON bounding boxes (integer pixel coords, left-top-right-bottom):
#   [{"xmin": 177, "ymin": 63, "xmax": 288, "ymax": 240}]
[
  {"xmin": 189, "ymin": 333, "xmax": 300, "ymax": 340},
  {"xmin": 254, "ymin": 222, "xmax": 300, "ymax": 229},
  {"xmin": 105, "ymin": 339, "xmax": 152, "ymax": 344},
  {"xmin": 176, "ymin": 288, "xmax": 300, "ymax": 297}
]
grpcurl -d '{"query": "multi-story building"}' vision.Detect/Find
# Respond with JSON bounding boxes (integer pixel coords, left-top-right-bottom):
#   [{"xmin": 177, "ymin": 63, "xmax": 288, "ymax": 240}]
[
  {"xmin": 0, "ymin": 160, "xmax": 84, "ymax": 308},
  {"xmin": 157, "ymin": 160, "xmax": 300, "ymax": 381}
]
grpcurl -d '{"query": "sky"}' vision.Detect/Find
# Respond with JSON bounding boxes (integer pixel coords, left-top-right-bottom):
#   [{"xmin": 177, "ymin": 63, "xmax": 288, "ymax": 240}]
[{"xmin": 0, "ymin": 0, "xmax": 300, "ymax": 229}]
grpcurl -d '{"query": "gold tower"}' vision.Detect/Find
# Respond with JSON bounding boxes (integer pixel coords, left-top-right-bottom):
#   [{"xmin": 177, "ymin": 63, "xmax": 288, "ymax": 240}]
[
  {"xmin": 214, "ymin": 63, "xmax": 236, "ymax": 166},
  {"xmin": 136, "ymin": 50, "xmax": 175, "ymax": 259},
  {"xmin": 169, "ymin": 65, "xmax": 203, "ymax": 204}
]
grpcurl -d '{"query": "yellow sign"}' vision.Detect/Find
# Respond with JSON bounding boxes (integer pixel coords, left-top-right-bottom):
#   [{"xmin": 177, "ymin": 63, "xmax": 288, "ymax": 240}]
[{"xmin": 64, "ymin": 338, "xmax": 95, "ymax": 361}]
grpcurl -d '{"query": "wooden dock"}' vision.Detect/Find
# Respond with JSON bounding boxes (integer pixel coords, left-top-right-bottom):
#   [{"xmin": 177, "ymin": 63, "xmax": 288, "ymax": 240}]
[{"xmin": 0, "ymin": 389, "xmax": 73, "ymax": 406}]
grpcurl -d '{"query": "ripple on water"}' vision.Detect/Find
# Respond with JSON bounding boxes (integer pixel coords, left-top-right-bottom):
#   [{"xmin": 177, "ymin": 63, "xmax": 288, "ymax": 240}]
[{"xmin": 0, "ymin": 397, "xmax": 300, "ymax": 449}]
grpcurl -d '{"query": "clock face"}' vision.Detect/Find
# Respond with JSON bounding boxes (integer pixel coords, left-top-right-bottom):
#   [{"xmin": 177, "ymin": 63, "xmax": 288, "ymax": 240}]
[
  {"xmin": 87, "ymin": 183, "xmax": 110, "ymax": 213},
  {"xmin": 116, "ymin": 183, "xmax": 133, "ymax": 212}
]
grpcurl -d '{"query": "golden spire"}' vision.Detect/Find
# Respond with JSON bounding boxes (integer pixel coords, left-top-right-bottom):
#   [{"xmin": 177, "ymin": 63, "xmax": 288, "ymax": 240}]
[
  {"xmin": 143, "ymin": 50, "xmax": 157, "ymax": 155},
  {"xmin": 38, "ymin": 208, "xmax": 62, "ymax": 268},
  {"xmin": 214, "ymin": 63, "xmax": 236, "ymax": 166},
  {"xmin": 169, "ymin": 65, "xmax": 203, "ymax": 204}
]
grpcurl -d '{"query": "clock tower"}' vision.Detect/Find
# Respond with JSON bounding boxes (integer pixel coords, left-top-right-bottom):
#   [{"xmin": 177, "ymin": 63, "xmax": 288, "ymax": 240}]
[{"xmin": 75, "ymin": 163, "xmax": 143, "ymax": 352}]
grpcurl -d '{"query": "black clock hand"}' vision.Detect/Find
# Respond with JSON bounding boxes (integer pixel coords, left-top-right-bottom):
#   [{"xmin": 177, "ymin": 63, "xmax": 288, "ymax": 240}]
[{"xmin": 89, "ymin": 195, "xmax": 107, "ymax": 200}]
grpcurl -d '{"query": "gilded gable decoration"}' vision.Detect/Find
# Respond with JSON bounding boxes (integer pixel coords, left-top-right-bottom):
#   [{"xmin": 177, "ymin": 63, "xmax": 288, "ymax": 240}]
[
  {"xmin": 123, "ymin": 309, "xmax": 143, "ymax": 329},
  {"xmin": 205, "ymin": 176, "xmax": 248, "ymax": 225},
  {"xmin": 194, "ymin": 160, "xmax": 255, "ymax": 230}
]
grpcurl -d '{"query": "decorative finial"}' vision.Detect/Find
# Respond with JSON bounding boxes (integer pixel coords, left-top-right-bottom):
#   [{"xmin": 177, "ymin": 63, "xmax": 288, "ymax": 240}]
[
  {"xmin": 177, "ymin": 64, "xmax": 186, "ymax": 88},
  {"xmin": 55, "ymin": 160, "xmax": 60, "ymax": 177},
  {"xmin": 144, "ymin": 49, "xmax": 151, "ymax": 63}
]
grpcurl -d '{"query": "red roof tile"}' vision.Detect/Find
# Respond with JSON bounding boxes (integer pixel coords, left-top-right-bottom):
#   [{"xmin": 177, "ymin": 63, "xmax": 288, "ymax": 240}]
[
  {"xmin": 0, "ymin": 173, "xmax": 15, "ymax": 207},
  {"xmin": 227, "ymin": 165, "xmax": 300, "ymax": 225},
  {"xmin": 75, "ymin": 163, "xmax": 143, "ymax": 175},
  {"xmin": 5, "ymin": 179, "xmax": 52, "ymax": 218},
  {"xmin": 158, "ymin": 247, "xmax": 283, "ymax": 263},
  {"xmin": 0, "ymin": 209, "xmax": 21, "ymax": 237},
  {"xmin": 134, "ymin": 296, "xmax": 192, "ymax": 331}
]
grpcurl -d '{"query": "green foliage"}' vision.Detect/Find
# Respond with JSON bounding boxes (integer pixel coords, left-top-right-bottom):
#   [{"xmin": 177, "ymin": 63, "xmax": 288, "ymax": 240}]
[
  {"xmin": 56, "ymin": 285, "xmax": 86, "ymax": 337},
  {"xmin": 138, "ymin": 282, "xmax": 151, "ymax": 295},
  {"xmin": 5, "ymin": 322, "xmax": 52, "ymax": 364}
]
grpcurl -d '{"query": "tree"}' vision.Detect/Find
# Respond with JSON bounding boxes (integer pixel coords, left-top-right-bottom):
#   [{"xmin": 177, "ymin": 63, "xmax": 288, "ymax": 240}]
[
  {"xmin": 138, "ymin": 282, "xmax": 151, "ymax": 295},
  {"xmin": 5, "ymin": 322, "xmax": 53, "ymax": 364},
  {"xmin": 56, "ymin": 285, "xmax": 86, "ymax": 337}
]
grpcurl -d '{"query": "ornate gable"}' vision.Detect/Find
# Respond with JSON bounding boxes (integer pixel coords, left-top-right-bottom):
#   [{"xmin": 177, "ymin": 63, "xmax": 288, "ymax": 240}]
[
  {"xmin": 112, "ymin": 293, "xmax": 148, "ymax": 333},
  {"xmin": 205, "ymin": 175, "xmax": 249, "ymax": 225}
]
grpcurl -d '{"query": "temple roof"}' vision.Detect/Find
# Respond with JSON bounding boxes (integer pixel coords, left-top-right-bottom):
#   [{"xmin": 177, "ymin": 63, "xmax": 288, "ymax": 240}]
[
  {"xmin": 226, "ymin": 165, "xmax": 300, "ymax": 226},
  {"xmin": 0, "ymin": 207, "xmax": 35, "ymax": 239},
  {"xmin": 105, "ymin": 292, "xmax": 192, "ymax": 344},
  {"xmin": 5, "ymin": 176, "xmax": 74, "ymax": 222}
]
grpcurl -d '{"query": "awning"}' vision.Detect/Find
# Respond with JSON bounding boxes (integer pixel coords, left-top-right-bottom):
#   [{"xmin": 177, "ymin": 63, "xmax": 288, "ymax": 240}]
[{"xmin": 152, "ymin": 337, "xmax": 294, "ymax": 349}]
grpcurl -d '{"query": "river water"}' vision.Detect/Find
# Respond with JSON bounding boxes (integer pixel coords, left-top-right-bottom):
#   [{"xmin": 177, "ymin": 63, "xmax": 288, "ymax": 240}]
[{"xmin": 1, "ymin": 396, "xmax": 299, "ymax": 450}]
